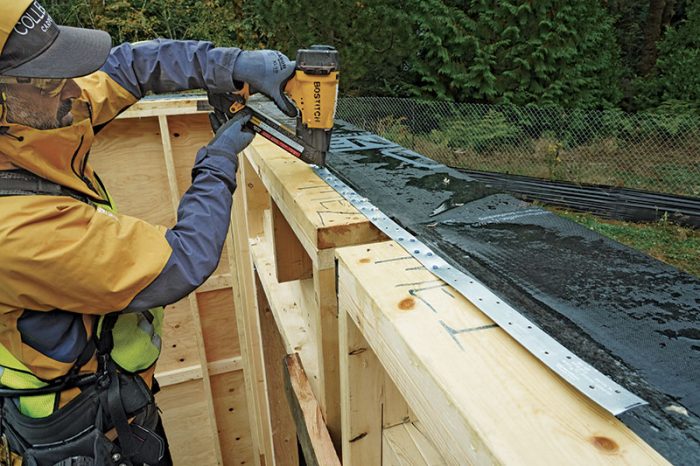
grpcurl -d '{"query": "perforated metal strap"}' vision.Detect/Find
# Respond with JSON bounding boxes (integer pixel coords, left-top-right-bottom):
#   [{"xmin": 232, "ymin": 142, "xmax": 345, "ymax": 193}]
[{"xmin": 315, "ymin": 165, "xmax": 647, "ymax": 416}]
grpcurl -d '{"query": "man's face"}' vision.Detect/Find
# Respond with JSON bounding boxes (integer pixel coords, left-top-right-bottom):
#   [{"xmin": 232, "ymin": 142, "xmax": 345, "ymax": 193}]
[{"xmin": 2, "ymin": 78, "xmax": 81, "ymax": 130}]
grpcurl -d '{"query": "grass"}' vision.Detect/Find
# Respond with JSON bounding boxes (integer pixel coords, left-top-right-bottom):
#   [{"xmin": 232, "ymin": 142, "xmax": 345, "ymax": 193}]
[
  {"xmin": 359, "ymin": 115, "xmax": 700, "ymax": 197},
  {"xmin": 549, "ymin": 208, "xmax": 700, "ymax": 277}
]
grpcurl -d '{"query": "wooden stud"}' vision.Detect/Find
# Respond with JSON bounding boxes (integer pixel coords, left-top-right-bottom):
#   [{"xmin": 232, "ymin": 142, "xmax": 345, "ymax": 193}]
[
  {"xmin": 229, "ymin": 164, "xmax": 274, "ymax": 465},
  {"xmin": 313, "ymin": 264, "xmax": 341, "ymax": 449},
  {"xmin": 250, "ymin": 230, "xmax": 321, "ymax": 401},
  {"xmin": 339, "ymin": 306, "xmax": 383, "ymax": 465},
  {"xmin": 256, "ymin": 272, "xmax": 300, "ymax": 466},
  {"xmin": 284, "ymin": 354, "xmax": 341, "ymax": 466},
  {"xmin": 339, "ymin": 306, "xmax": 412, "ymax": 465}
]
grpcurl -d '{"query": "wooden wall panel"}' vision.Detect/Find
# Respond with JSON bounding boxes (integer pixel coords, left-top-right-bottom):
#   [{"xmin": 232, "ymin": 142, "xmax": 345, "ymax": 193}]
[
  {"xmin": 90, "ymin": 118, "xmax": 174, "ymax": 226},
  {"xmin": 167, "ymin": 114, "xmax": 211, "ymax": 197},
  {"xmin": 198, "ymin": 289, "xmax": 241, "ymax": 362},
  {"xmin": 90, "ymin": 102, "xmax": 253, "ymax": 466},
  {"xmin": 211, "ymin": 371, "xmax": 255, "ymax": 466},
  {"xmin": 156, "ymin": 299, "xmax": 200, "ymax": 377},
  {"xmin": 167, "ymin": 114, "xmax": 231, "ymax": 280},
  {"xmin": 157, "ymin": 379, "xmax": 219, "ymax": 466}
]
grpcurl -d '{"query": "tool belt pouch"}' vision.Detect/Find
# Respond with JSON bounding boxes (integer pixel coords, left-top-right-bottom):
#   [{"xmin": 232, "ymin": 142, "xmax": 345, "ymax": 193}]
[
  {"xmin": 21, "ymin": 428, "xmax": 113, "ymax": 466},
  {"xmin": 2, "ymin": 373, "xmax": 156, "ymax": 466}
]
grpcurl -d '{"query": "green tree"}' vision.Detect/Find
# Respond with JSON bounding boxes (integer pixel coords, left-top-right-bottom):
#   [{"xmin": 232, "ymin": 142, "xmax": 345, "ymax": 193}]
[
  {"xmin": 633, "ymin": 0, "xmax": 700, "ymax": 113},
  {"xmin": 604, "ymin": 0, "xmax": 691, "ymax": 111},
  {"xmin": 45, "ymin": 0, "xmax": 250, "ymax": 47},
  {"xmin": 243, "ymin": 0, "xmax": 417, "ymax": 96},
  {"xmin": 407, "ymin": 1, "xmax": 623, "ymax": 108}
]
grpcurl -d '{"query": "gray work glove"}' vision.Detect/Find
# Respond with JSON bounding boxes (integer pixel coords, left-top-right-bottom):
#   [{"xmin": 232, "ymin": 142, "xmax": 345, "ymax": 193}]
[
  {"xmin": 207, "ymin": 108, "xmax": 255, "ymax": 160},
  {"xmin": 233, "ymin": 50, "xmax": 298, "ymax": 117}
]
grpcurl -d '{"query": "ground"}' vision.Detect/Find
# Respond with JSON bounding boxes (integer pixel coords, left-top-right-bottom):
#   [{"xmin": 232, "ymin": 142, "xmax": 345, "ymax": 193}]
[{"xmin": 550, "ymin": 208, "xmax": 699, "ymax": 277}]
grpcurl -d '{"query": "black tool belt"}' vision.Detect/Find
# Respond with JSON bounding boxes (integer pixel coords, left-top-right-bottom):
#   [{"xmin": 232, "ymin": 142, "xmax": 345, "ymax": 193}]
[
  {"xmin": 2, "ymin": 374, "xmax": 155, "ymax": 465},
  {"xmin": 0, "ymin": 317, "xmax": 168, "ymax": 466},
  {"xmin": 0, "ymin": 169, "xmax": 90, "ymax": 204}
]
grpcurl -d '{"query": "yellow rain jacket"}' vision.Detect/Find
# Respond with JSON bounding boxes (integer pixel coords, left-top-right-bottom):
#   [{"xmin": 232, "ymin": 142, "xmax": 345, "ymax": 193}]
[{"xmin": 0, "ymin": 39, "xmax": 243, "ymax": 418}]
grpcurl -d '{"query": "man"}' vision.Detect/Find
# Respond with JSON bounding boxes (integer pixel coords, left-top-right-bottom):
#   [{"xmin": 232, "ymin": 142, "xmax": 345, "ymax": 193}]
[{"xmin": 0, "ymin": 1, "xmax": 297, "ymax": 464}]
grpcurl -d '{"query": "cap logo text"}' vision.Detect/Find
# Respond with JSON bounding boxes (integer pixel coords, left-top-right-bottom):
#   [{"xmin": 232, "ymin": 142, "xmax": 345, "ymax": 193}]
[{"xmin": 14, "ymin": 1, "xmax": 53, "ymax": 36}]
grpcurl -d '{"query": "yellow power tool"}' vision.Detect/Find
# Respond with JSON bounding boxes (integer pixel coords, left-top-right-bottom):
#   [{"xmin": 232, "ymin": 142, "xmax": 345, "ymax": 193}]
[{"xmin": 208, "ymin": 45, "xmax": 340, "ymax": 166}]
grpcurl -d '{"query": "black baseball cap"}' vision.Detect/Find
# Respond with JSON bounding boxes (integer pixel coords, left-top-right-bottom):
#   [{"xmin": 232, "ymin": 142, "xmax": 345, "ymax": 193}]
[{"xmin": 0, "ymin": 0, "xmax": 112, "ymax": 79}]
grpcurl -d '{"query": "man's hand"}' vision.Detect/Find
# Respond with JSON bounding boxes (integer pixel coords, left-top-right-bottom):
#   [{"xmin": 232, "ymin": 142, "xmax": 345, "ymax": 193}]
[
  {"xmin": 206, "ymin": 108, "xmax": 255, "ymax": 161},
  {"xmin": 233, "ymin": 50, "xmax": 297, "ymax": 117}
]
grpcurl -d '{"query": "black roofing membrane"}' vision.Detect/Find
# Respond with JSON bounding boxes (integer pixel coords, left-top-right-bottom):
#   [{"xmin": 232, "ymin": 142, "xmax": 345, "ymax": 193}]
[
  {"xmin": 456, "ymin": 169, "xmax": 700, "ymax": 228},
  {"xmin": 327, "ymin": 121, "xmax": 700, "ymax": 464}
]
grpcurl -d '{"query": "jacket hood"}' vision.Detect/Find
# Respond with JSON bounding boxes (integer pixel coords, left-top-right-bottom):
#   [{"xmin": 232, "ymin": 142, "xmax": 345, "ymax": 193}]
[{"xmin": 0, "ymin": 107, "xmax": 102, "ymax": 200}]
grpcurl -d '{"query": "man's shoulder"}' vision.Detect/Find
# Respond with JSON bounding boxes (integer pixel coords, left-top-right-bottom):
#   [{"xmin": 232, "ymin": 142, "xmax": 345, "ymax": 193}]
[{"xmin": 0, "ymin": 195, "xmax": 93, "ymax": 235}]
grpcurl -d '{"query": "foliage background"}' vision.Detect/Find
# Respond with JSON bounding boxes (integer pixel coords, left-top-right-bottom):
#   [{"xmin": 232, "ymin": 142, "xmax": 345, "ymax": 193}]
[
  {"xmin": 43, "ymin": 1, "xmax": 698, "ymax": 276},
  {"xmin": 44, "ymin": 0, "xmax": 697, "ymax": 114}
]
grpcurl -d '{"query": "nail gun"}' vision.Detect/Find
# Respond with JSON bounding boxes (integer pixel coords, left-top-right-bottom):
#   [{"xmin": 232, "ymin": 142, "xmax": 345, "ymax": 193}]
[{"xmin": 207, "ymin": 45, "xmax": 339, "ymax": 167}]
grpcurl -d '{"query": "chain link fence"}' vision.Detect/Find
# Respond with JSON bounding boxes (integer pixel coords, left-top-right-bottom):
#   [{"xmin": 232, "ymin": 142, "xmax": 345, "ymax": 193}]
[{"xmin": 337, "ymin": 97, "xmax": 700, "ymax": 197}]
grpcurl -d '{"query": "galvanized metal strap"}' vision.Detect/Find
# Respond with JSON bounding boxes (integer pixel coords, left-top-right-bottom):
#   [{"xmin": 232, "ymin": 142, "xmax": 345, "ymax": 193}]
[{"xmin": 314, "ymin": 166, "xmax": 646, "ymax": 416}]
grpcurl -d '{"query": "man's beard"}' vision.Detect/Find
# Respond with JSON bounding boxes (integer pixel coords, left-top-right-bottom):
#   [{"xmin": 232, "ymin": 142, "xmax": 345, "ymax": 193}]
[
  {"xmin": 56, "ymin": 99, "xmax": 73, "ymax": 127},
  {"xmin": 5, "ymin": 98, "xmax": 73, "ymax": 130}
]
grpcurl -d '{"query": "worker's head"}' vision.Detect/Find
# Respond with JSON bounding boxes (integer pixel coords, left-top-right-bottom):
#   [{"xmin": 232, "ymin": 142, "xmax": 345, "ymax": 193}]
[
  {"xmin": 0, "ymin": 77, "xmax": 82, "ymax": 129},
  {"xmin": 0, "ymin": 0, "xmax": 111, "ymax": 130}
]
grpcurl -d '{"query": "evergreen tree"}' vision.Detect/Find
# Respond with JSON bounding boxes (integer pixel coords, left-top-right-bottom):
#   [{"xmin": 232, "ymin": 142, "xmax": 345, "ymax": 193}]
[
  {"xmin": 404, "ymin": 0, "xmax": 478, "ymax": 100},
  {"xmin": 407, "ymin": 0, "xmax": 623, "ymax": 108},
  {"xmin": 51, "ymin": 0, "xmax": 698, "ymax": 112},
  {"xmin": 244, "ymin": 0, "xmax": 417, "ymax": 96},
  {"xmin": 45, "ymin": 0, "xmax": 250, "ymax": 47},
  {"xmin": 633, "ymin": 0, "xmax": 700, "ymax": 113}
]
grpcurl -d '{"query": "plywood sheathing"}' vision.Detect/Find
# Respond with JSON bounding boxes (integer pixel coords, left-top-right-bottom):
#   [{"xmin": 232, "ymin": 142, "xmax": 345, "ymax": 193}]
[{"xmin": 91, "ymin": 100, "xmax": 254, "ymax": 466}]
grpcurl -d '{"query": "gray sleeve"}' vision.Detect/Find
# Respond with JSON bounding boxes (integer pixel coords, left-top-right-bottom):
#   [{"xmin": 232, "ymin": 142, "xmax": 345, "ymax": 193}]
[{"xmin": 101, "ymin": 39, "xmax": 241, "ymax": 97}]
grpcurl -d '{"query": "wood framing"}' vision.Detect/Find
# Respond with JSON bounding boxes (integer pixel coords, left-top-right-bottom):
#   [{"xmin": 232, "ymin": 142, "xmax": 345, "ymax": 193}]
[
  {"xmin": 91, "ymin": 97, "xmax": 254, "ymax": 466},
  {"xmin": 336, "ymin": 241, "xmax": 670, "ymax": 465},
  {"xmin": 272, "ymin": 201, "xmax": 313, "ymax": 283},
  {"xmin": 257, "ymin": 273, "xmax": 299, "ymax": 466},
  {"xmin": 91, "ymin": 96, "xmax": 671, "ymax": 465},
  {"xmin": 339, "ymin": 302, "xmax": 414, "ymax": 465},
  {"xmin": 228, "ymin": 178, "xmax": 273, "ymax": 465},
  {"xmin": 283, "ymin": 354, "xmax": 341, "ymax": 466},
  {"xmin": 383, "ymin": 422, "xmax": 446, "ymax": 466},
  {"xmin": 235, "ymin": 136, "xmax": 386, "ymax": 453}
]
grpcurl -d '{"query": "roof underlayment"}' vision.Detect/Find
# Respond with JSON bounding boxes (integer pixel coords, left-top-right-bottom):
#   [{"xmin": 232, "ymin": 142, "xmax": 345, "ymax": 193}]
[
  {"xmin": 324, "ymin": 121, "xmax": 700, "ymax": 464},
  {"xmin": 249, "ymin": 98, "xmax": 700, "ymax": 463}
]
